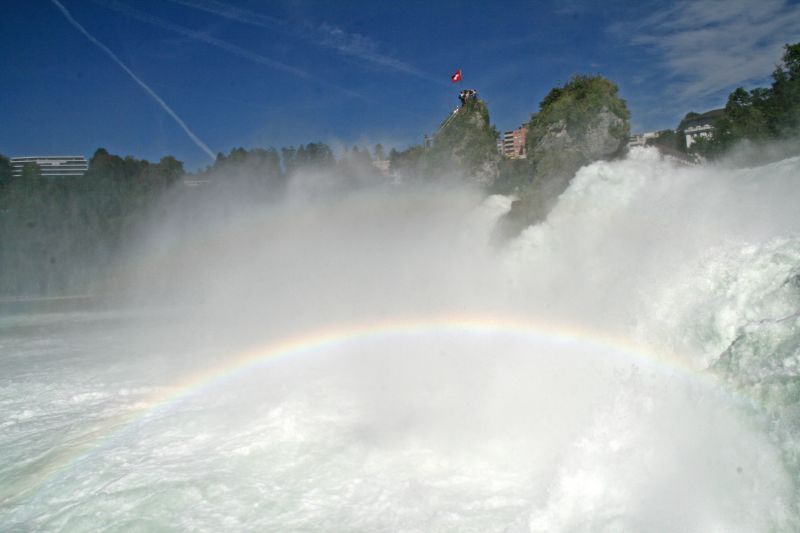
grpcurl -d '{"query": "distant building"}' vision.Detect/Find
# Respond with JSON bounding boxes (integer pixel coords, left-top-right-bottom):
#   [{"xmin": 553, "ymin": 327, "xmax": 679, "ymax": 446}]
[
  {"xmin": 372, "ymin": 158, "xmax": 390, "ymax": 176},
  {"xmin": 628, "ymin": 131, "xmax": 659, "ymax": 148},
  {"xmin": 502, "ymin": 125, "xmax": 527, "ymax": 159},
  {"xmin": 679, "ymin": 109, "xmax": 725, "ymax": 148},
  {"xmin": 182, "ymin": 177, "xmax": 211, "ymax": 187},
  {"xmin": 10, "ymin": 155, "xmax": 88, "ymax": 178}
]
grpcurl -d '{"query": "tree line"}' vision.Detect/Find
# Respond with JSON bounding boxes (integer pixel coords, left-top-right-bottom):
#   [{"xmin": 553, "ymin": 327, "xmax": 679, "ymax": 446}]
[
  {"xmin": 646, "ymin": 43, "xmax": 800, "ymax": 159},
  {"xmin": 0, "ymin": 143, "xmax": 386, "ymax": 297},
  {"xmin": 2, "ymin": 42, "xmax": 796, "ymax": 297}
]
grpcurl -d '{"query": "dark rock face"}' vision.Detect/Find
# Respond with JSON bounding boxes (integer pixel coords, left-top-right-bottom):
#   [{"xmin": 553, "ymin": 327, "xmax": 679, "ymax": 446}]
[
  {"xmin": 461, "ymin": 104, "xmax": 501, "ymax": 186},
  {"xmin": 497, "ymin": 76, "xmax": 630, "ymax": 238}
]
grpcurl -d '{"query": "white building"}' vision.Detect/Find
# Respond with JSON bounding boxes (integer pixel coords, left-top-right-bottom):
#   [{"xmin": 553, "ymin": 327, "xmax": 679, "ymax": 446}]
[
  {"xmin": 10, "ymin": 155, "xmax": 89, "ymax": 178},
  {"xmin": 372, "ymin": 158, "xmax": 390, "ymax": 176},
  {"xmin": 684, "ymin": 124, "xmax": 714, "ymax": 148},
  {"xmin": 628, "ymin": 131, "xmax": 658, "ymax": 148},
  {"xmin": 679, "ymin": 109, "xmax": 725, "ymax": 148}
]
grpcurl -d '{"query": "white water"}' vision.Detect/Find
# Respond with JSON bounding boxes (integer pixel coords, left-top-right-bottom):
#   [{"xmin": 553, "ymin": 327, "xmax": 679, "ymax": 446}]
[{"xmin": 1, "ymin": 148, "xmax": 799, "ymax": 531}]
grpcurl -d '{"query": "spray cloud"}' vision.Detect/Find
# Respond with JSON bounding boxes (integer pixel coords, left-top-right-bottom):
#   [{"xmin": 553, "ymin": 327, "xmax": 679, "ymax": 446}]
[{"xmin": 3, "ymin": 147, "xmax": 800, "ymax": 531}]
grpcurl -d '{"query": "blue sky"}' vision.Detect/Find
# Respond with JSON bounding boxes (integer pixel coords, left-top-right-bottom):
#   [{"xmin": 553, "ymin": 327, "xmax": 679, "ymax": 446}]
[{"xmin": 2, "ymin": 0, "xmax": 799, "ymax": 170}]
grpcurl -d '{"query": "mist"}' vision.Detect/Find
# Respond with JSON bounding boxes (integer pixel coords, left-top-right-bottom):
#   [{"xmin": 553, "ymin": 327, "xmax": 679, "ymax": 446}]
[{"xmin": 2, "ymin": 147, "xmax": 800, "ymax": 531}]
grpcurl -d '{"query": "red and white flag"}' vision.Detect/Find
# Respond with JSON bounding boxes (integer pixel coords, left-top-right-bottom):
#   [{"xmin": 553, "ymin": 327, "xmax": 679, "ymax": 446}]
[{"xmin": 451, "ymin": 69, "xmax": 462, "ymax": 83}]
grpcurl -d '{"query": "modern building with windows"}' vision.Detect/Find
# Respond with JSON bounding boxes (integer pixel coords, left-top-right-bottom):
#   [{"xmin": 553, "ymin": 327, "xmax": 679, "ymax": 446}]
[
  {"xmin": 502, "ymin": 125, "xmax": 527, "ymax": 159},
  {"xmin": 10, "ymin": 156, "xmax": 89, "ymax": 178}
]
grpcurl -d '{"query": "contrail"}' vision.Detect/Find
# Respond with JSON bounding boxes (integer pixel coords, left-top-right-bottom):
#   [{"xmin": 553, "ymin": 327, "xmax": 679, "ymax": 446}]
[
  {"xmin": 166, "ymin": 0, "xmax": 445, "ymax": 85},
  {"xmin": 50, "ymin": 0, "xmax": 216, "ymax": 161},
  {"xmin": 98, "ymin": 0, "xmax": 369, "ymax": 101}
]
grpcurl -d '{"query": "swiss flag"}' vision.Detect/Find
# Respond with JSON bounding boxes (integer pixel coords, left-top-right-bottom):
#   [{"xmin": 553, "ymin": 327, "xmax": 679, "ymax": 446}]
[{"xmin": 451, "ymin": 69, "xmax": 462, "ymax": 83}]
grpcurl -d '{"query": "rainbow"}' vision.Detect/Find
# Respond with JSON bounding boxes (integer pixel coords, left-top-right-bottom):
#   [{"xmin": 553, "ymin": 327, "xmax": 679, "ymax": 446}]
[
  {"xmin": 1, "ymin": 313, "xmax": 726, "ymax": 509},
  {"xmin": 159, "ymin": 314, "xmax": 709, "ymax": 401}
]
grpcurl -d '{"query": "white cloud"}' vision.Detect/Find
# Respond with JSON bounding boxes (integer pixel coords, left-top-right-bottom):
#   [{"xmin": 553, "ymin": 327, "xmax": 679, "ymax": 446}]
[{"xmin": 629, "ymin": 0, "xmax": 800, "ymax": 100}]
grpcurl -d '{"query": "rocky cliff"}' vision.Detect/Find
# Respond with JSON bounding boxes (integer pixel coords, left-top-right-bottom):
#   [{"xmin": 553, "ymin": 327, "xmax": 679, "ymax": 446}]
[
  {"xmin": 389, "ymin": 95, "xmax": 500, "ymax": 187},
  {"xmin": 423, "ymin": 96, "xmax": 500, "ymax": 185},
  {"xmin": 498, "ymin": 75, "xmax": 630, "ymax": 237}
]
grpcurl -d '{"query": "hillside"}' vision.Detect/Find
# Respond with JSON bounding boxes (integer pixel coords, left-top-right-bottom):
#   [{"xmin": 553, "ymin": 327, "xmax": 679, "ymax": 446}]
[{"xmin": 497, "ymin": 75, "xmax": 630, "ymax": 237}]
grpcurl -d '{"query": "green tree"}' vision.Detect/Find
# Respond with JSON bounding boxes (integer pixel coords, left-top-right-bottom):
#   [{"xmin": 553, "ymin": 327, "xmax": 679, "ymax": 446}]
[
  {"xmin": 492, "ymin": 158, "xmax": 531, "ymax": 195},
  {"xmin": 0, "ymin": 147, "xmax": 195, "ymax": 296},
  {"xmin": 529, "ymin": 75, "xmax": 629, "ymax": 135},
  {"xmin": 645, "ymin": 129, "xmax": 679, "ymax": 150},
  {"xmin": 302, "ymin": 142, "xmax": 335, "ymax": 168},
  {"xmin": 86, "ymin": 148, "xmax": 115, "ymax": 178},
  {"xmin": 14, "ymin": 162, "xmax": 46, "ymax": 205},
  {"xmin": 281, "ymin": 147, "xmax": 297, "ymax": 174},
  {"xmin": 389, "ymin": 145, "xmax": 426, "ymax": 179},
  {"xmin": 496, "ymin": 74, "xmax": 630, "ymax": 239},
  {"xmin": 350, "ymin": 146, "xmax": 372, "ymax": 166},
  {"xmin": 423, "ymin": 97, "xmax": 500, "ymax": 182},
  {"xmin": 525, "ymin": 75, "xmax": 629, "ymax": 178},
  {"xmin": 721, "ymin": 88, "xmax": 770, "ymax": 142},
  {"xmin": 140, "ymin": 155, "xmax": 185, "ymax": 192},
  {"xmin": 200, "ymin": 146, "xmax": 284, "ymax": 195},
  {"xmin": 155, "ymin": 155, "xmax": 184, "ymax": 183},
  {"xmin": 0, "ymin": 154, "xmax": 10, "ymax": 182},
  {"xmin": 281, "ymin": 143, "xmax": 335, "ymax": 175},
  {"xmin": 699, "ymin": 42, "xmax": 800, "ymax": 157},
  {"xmin": 380, "ymin": 95, "xmax": 501, "ymax": 184},
  {"xmin": 770, "ymin": 42, "xmax": 800, "ymax": 135},
  {"xmin": 20, "ymin": 162, "xmax": 42, "ymax": 180},
  {"xmin": 0, "ymin": 155, "xmax": 11, "ymax": 202}
]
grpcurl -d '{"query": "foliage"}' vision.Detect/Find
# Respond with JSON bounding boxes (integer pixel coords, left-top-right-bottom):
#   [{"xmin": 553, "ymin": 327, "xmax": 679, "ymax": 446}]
[
  {"xmin": 491, "ymin": 158, "xmax": 531, "ymax": 195},
  {"xmin": 202, "ymin": 147, "xmax": 283, "ymax": 195},
  {"xmin": 525, "ymin": 75, "xmax": 630, "ymax": 178},
  {"xmin": 0, "ymin": 155, "xmax": 10, "ymax": 181},
  {"xmin": 0, "ymin": 141, "xmax": 387, "ymax": 296},
  {"xmin": 198, "ymin": 143, "xmax": 355, "ymax": 195},
  {"xmin": 0, "ymin": 149, "xmax": 188, "ymax": 296},
  {"xmin": 212, "ymin": 147, "xmax": 280, "ymax": 175},
  {"xmin": 645, "ymin": 129, "xmax": 679, "ymax": 150},
  {"xmin": 335, "ymin": 146, "xmax": 376, "ymax": 184},
  {"xmin": 697, "ymin": 42, "xmax": 800, "ymax": 157},
  {"xmin": 424, "ymin": 98, "xmax": 500, "ymax": 179},
  {"xmin": 389, "ymin": 98, "xmax": 500, "ymax": 182},
  {"xmin": 495, "ymin": 74, "xmax": 630, "ymax": 239},
  {"xmin": 770, "ymin": 42, "xmax": 800, "ymax": 134},
  {"xmin": 389, "ymin": 145, "xmax": 426, "ymax": 179},
  {"xmin": 528, "ymin": 75, "xmax": 629, "ymax": 140},
  {"xmin": 344, "ymin": 145, "xmax": 373, "ymax": 167},
  {"xmin": 281, "ymin": 142, "xmax": 335, "ymax": 175},
  {"xmin": 85, "ymin": 148, "xmax": 185, "ymax": 189},
  {"xmin": 0, "ymin": 155, "xmax": 10, "ymax": 199},
  {"xmin": 20, "ymin": 162, "xmax": 42, "ymax": 180}
]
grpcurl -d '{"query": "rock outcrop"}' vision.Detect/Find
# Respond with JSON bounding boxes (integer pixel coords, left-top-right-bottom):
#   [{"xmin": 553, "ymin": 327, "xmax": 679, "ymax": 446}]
[
  {"xmin": 426, "ymin": 96, "xmax": 500, "ymax": 186},
  {"xmin": 497, "ymin": 75, "xmax": 630, "ymax": 238}
]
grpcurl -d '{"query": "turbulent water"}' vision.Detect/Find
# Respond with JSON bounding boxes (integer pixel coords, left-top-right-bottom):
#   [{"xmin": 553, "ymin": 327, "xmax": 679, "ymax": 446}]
[{"xmin": 2, "ymin": 148, "xmax": 800, "ymax": 531}]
